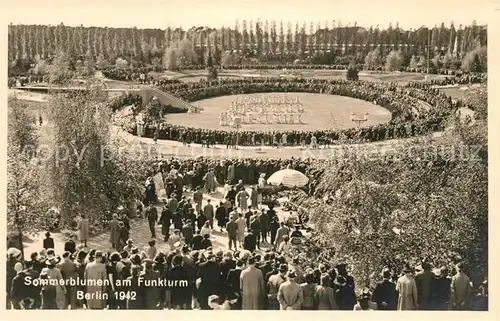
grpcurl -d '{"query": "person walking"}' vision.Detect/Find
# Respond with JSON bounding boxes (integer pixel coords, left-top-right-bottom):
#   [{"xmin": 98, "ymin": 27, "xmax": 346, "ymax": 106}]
[
  {"xmin": 109, "ymin": 214, "xmax": 120, "ymax": 249},
  {"xmin": 203, "ymin": 199, "xmax": 215, "ymax": 229},
  {"xmin": 145, "ymin": 204, "xmax": 158, "ymax": 239},
  {"xmin": 77, "ymin": 214, "xmax": 89, "ymax": 248},
  {"xmin": 226, "ymin": 216, "xmax": 238, "ymax": 251}
]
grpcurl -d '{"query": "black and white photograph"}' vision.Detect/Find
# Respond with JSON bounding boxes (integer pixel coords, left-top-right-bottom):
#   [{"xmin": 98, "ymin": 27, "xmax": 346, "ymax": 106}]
[{"xmin": 4, "ymin": 0, "xmax": 494, "ymax": 312}]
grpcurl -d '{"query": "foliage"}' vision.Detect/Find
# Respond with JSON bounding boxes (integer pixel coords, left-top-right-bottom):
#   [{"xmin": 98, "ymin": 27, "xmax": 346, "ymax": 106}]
[
  {"xmin": 81, "ymin": 53, "xmax": 96, "ymax": 77},
  {"xmin": 163, "ymin": 45, "xmax": 179, "ymax": 71},
  {"xmin": 115, "ymin": 58, "xmax": 129, "ymax": 69},
  {"xmin": 207, "ymin": 66, "xmax": 218, "ymax": 81},
  {"xmin": 385, "ymin": 50, "xmax": 403, "ymax": 72},
  {"xmin": 33, "ymin": 58, "xmax": 48, "ymax": 75},
  {"xmin": 45, "ymin": 82, "xmax": 150, "ymax": 233},
  {"xmin": 364, "ymin": 47, "xmax": 381, "ymax": 70},
  {"xmin": 221, "ymin": 51, "xmax": 242, "ymax": 67},
  {"xmin": 96, "ymin": 54, "xmax": 110, "ymax": 70},
  {"xmin": 462, "ymin": 46, "xmax": 487, "ymax": 72},
  {"xmin": 462, "ymin": 85, "xmax": 487, "ymax": 120},
  {"xmin": 47, "ymin": 51, "xmax": 74, "ymax": 85},
  {"xmin": 346, "ymin": 64, "xmax": 359, "ymax": 81},
  {"xmin": 304, "ymin": 92, "xmax": 488, "ymax": 287},
  {"xmin": 113, "ymin": 106, "xmax": 137, "ymax": 134},
  {"xmin": 7, "ymin": 98, "xmax": 47, "ymax": 257},
  {"xmin": 409, "ymin": 55, "xmax": 419, "ymax": 69}
]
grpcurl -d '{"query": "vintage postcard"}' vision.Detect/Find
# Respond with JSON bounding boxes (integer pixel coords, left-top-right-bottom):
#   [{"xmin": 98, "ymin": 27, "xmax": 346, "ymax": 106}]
[{"xmin": 1, "ymin": 0, "xmax": 497, "ymax": 318}]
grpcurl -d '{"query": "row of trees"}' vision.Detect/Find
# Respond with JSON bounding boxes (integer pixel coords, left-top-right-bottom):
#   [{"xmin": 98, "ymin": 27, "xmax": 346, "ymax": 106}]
[{"xmin": 8, "ymin": 21, "xmax": 486, "ymax": 67}]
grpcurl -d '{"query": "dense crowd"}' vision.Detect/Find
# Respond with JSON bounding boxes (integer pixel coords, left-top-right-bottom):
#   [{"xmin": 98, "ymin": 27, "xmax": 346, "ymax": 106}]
[
  {"xmin": 6, "ymin": 161, "xmax": 488, "ymax": 310},
  {"xmin": 131, "ymin": 78, "xmax": 457, "ymax": 146}
]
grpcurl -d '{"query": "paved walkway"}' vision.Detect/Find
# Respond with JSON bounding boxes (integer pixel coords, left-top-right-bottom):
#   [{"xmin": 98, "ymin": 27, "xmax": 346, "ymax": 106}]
[{"xmin": 22, "ymin": 186, "xmax": 292, "ymax": 256}]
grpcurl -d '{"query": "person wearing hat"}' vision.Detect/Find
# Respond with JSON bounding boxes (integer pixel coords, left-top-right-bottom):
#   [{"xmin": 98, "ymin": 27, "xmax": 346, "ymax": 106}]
[
  {"xmin": 74, "ymin": 250, "xmax": 88, "ymax": 309},
  {"xmin": 372, "ymin": 268, "xmax": 397, "ymax": 310},
  {"xmin": 64, "ymin": 234, "xmax": 77, "ymax": 255},
  {"xmin": 415, "ymin": 260, "xmax": 435, "ymax": 310},
  {"xmin": 159, "ymin": 202, "xmax": 173, "ymax": 242},
  {"xmin": 243, "ymin": 229, "xmax": 257, "ymax": 253},
  {"xmin": 226, "ymin": 259, "xmax": 245, "ymax": 310},
  {"xmin": 193, "ymin": 187, "xmax": 204, "ymax": 213},
  {"xmin": 240, "ymin": 255, "xmax": 266, "ymax": 310},
  {"xmin": 450, "ymin": 262, "xmax": 472, "ymax": 310},
  {"xmin": 77, "ymin": 214, "xmax": 89, "ymax": 247},
  {"xmin": 336, "ymin": 263, "xmax": 355, "ymax": 290},
  {"xmin": 168, "ymin": 229, "xmax": 182, "ymax": 249},
  {"xmin": 141, "ymin": 259, "xmax": 161, "ymax": 309},
  {"xmin": 267, "ymin": 264, "xmax": 289, "ymax": 309},
  {"xmin": 145, "ymin": 203, "xmax": 159, "ymax": 239},
  {"xmin": 84, "ymin": 251, "xmax": 107, "ymax": 309},
  {"xmin": 43, "ymin": 232, "xmax": 54, "ymax": 250},
  {"xmin": 117, "ymin": 221, "xmax": 129, "ymax": 251},
  {"xmin": 58, "ymin": 251, "xmax": 78, "ymax": 309},
  {"xmin": 197, "ymin": 252, "xmax": 222, "ymax": 309},
  {"xmin": 334, "ymin": 275, "xmax": 356, "ymax": 310},
  {"xmin": 430, "ymin": 267, "xmax": 451, "ymax": 310},
  {"xmin": 169, "ymin": 255, "xmax": 190, "ymax": 309},
  {"xmin": 354, "ymin": 288, "xmax": 376, "ymax": 311},
  {"xmin": 125, "ymin": 264, "xmax": 145, "ymax": 309},
  {"xmin": 277, "ymin": 270, "xmax": 303, "ymax": 310},
  {"xmin": 300, "ymin": 269, "xmax": 317, "ymax": 310},
  {"xmin": 123, "ymin": 239, "xmax": 134, "ymax": 254},
  {"xmin": 44, "ymin": 254, "xmax": 66, "ymax": 309},
  {"xmin": 396, "ymin": 263, "xmax": 418, "ymax": 310},
  {"xmin": 315, "ymin": 273, "xmax": 338, "ymax": 310},
  {"xmin": 109, "ymin": 213, "xmax": 120, "ymax": 249},
  {"xmin": 39, "ymin": 268, "xmax": 57, "ymax": 309}
]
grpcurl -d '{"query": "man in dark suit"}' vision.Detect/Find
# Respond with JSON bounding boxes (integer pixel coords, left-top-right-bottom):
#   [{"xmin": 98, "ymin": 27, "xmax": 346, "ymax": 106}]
[
  {"xmin": 371, "ymin": 269, "xmax": 397, "ymax": 310},
  {"xmin": 197, "ymin": 254, "xmax": 222, "ymax": 309},
  {"xmin": 141, "ymin": 259, "xmax": 161, "ymax": 309},
  {"xmin": 243, "ymin": 229, "xmax": 257, "ymax": 252},
  {"xmin": 226, "ymin": 259, "xmax": 244, "ymax": 309},
  {"xmin": 145, "ymin": 204, "xmax": 158, "ymax": 238},
  {"xmin": 64, "ymin": 235, "xmax": 76, "ymax": 255},
  {"xmin": 43, "ymin": 232, "xmax": 54, "ymax": 250}
]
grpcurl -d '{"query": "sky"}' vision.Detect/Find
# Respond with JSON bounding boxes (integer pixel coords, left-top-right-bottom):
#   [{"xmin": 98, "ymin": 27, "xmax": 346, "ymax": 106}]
[{"xmin": 3, "ymin": 0, "xmax": 494, "ymax": 30}]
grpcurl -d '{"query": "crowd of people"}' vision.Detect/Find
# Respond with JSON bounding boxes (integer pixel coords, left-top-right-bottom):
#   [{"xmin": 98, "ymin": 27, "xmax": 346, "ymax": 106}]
[{"xmin": 6, "ymin": 165, "xmax": 488, "ymax": 310}]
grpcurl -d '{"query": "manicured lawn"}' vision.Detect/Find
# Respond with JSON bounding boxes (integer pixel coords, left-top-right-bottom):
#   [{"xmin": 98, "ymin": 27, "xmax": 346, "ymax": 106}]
[{"xmin": 167, "ymin": 92, "xmax": 392, "ymax": 132}]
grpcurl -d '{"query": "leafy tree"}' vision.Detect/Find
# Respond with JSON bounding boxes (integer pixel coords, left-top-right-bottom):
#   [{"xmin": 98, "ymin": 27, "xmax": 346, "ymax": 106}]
[
  {"xmin": 305, "ymin": 126, "xmax": 487, "ymax": 286},
  {"xmin": 95, "ymin": 54, "xmax": 110, "ymax": 70},
  {"xmin": 44, "ymin": 83, "xmax": 150, "ymax": 232},
  {"xmin": 47, "ymin": 51, "xmax": 73, "ymax": 85},
  {"xmin": 409, "ymin": 55, "xmax": 419, "ymax": 69},
  {"xmin": 115, "ymin": 57, "xmax": 128, "ymax": 68},
  {"xmin": 7, "ymin": 98, "xmax": 44, "ymax": 258},
  {"xmin": 163, "ymin": 45, "xmax": 178, "ymax": 71},
  {"xmin": 364, "ymin": 47, "xmax": 381, "ymax": 69},
  {"xmin": 385, "ymin": 50, "xmax": 403, "ymax": 71},
  {"xmin": 462, "ymin": 46, "xmax": 487, "ymax": 73},
  {"xmin": 33, "ymin": 57, "xmax": 48, "ymax": 75},
  {"xmin": 177, "ymin": 39, "xmax": 197, "ymax": 68}
]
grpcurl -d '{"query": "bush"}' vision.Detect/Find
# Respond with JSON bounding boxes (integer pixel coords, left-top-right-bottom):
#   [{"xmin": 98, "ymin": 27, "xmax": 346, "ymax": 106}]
[{"xmin": 346, "ymin": 64, "xmax": 359, "ymax": 81}]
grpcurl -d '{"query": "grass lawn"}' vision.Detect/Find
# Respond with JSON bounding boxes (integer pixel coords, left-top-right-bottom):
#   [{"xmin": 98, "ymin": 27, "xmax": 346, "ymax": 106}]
[{"xmin": 167, "ymin": 92, "xmax": 392, "ymax": 132}]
